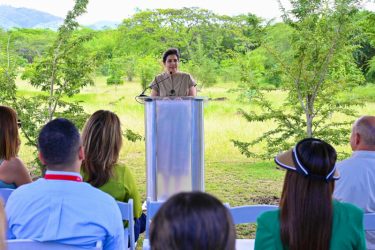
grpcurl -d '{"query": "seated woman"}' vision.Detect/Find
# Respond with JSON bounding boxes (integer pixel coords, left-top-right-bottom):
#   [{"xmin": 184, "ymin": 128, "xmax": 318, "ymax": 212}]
[
  {"xmin": 81, "ymin": 110, "xmax": 145, "ymax": 242},
  {"xmin": 255, "ymin": 138, "xmax": 366, "ymax": 250},
  {"xmin": 150, "ymin": 191, "xmax": 236, "ymax": 250},
  {"xmin": 0, "ymin": 106, "xmax": 31, "ymax": 189}
]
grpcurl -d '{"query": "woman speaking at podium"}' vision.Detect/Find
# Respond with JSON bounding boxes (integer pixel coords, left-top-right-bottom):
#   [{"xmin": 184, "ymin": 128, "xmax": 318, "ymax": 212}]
[{"xmin": 151, "ymin": 48, "xmax": 197, "ymax": 97}]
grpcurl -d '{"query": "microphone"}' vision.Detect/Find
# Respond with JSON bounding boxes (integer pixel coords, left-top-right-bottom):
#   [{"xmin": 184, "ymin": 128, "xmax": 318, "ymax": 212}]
[{"xmin": 138, "ymin": 72, "xmax": 172, "ymax": 97}]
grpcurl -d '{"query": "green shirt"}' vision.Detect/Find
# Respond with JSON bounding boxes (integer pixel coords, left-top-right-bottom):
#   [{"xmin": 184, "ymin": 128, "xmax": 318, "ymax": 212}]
[
  {"xmin": 83, "ymin": 164, "xmax": 142, "ymax": 218},
  {"xmin": 255, "ymin": 200, "xmax": 366, "ymax": 250}
]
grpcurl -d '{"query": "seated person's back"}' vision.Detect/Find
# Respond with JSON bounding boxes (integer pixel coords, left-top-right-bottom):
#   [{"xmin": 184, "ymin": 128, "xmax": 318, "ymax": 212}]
[
  {"xmin": 0, "ymin": 105, "xmax": 32, "ymax": 189},
  {"xmin": 255, "ymin": 138, "xmax": 366, "ymax": 250},
  {"xmin": 5, "ymin": 118, "xmax": 125, "ymax": 250},
  {"xmin": 81, "ymin": 110, "xmax": 145, "ymax": 241},
  {"xmin": 334, "ymin": 116, "xmax": 375, "ymax": 249}
]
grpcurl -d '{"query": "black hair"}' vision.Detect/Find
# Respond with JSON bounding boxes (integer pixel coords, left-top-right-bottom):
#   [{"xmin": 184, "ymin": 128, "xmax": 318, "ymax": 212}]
[
  {"xmin": 38, "ymin": 118, "xmax": 80, "ymax": 169},
  {"xmin": 150, "ymin": 191, "xmax": 236, "ymax": 250},
  {"xmin": 162, "ymin": 48, "xmax": 180, "ymax": 63}
]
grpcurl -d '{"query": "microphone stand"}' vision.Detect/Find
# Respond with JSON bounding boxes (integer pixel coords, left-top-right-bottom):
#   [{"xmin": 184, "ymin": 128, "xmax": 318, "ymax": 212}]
[{"xmin": 137, "ymin": 72, "xmax": 172, "ymax": 97}]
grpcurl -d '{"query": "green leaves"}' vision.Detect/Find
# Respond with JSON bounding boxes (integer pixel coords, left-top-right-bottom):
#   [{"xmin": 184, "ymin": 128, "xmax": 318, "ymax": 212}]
[
  {"xmin": 13, "ymin": 0, "xmax": 93, "ymax": 163},
  {"xmin": 234, "ymin": 0, "xmax": 365, "ymax": 159}
]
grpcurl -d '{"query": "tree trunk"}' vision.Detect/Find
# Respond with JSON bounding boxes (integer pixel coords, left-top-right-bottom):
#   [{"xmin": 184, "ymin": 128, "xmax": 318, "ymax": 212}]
[
  {"xmin": 306, "ymin": 114, "xmax": 313, "ymax": 137},
  {"xmin": 305, "ymin": 93, "xmax": 315, "ymax": 137}
]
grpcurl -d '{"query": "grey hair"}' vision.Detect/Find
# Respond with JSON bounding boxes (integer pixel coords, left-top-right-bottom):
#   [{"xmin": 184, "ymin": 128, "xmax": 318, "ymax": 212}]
[{"xmin": 355, "ymin": 116, "xmax": 375, "ymax": 146}]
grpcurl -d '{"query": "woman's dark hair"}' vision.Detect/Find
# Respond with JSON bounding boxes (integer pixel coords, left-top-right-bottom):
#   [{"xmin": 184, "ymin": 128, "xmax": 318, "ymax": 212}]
[
  {"xmin": 81, "ymin": 110, "xmax": 122, "ymax": 187},
  {"xmin": 150, "ymin": 191, "xmax": 236, "ymax": 250},
  {"xmin": 280, "ymin": 139, "xmax": 337, "ymax": 250},
  {"xmin": 162, "ymin": 48, "xmax": 180, "ymax": 63},
  {"xmin": 0, "ymin": 105, "xmax": 20, "ymax": 160}
]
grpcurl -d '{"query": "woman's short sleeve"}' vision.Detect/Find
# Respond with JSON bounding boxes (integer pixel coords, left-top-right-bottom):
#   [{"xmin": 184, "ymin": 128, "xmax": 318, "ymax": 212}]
[{"xmin": 188, "ymin": 74, "xmax": 197, "ymax": 87}]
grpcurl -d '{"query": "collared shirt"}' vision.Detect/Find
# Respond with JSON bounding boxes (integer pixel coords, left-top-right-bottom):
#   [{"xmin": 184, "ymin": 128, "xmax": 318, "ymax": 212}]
[
  {"xmin": 334, "ymin": 151, "xmax": 375, "ymax": 250},
  {"xmin": 6, "ymin": 170, "xmax": 125, "ymax": 250}
]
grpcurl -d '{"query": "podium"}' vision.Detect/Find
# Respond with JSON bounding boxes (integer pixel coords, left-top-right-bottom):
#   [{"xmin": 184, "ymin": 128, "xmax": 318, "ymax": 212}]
[{"xmin": 143, "ymin": 97, "xmax": 205, "ymax": 201}]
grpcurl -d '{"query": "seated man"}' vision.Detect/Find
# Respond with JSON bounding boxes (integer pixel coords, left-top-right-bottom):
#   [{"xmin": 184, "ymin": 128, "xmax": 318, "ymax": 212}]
[
  {"xmin": 6, "ymin": 118, "xmax": 125, "ymax": 250},
  {"xmin": 334, "ymin": 115, "xmax": 375, "ymax": 249}
]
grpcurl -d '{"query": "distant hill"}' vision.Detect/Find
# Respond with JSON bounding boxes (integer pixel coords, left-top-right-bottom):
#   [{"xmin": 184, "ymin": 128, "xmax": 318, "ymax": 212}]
[
  {"xmin": 87, "ymin": 21, "xmax": 120, "ymax": 30},
  {"xmin": 0, "ymin": 5, "xmax": 63, "ymax": 30},
  {"xmin": 0, "ymin": 5, "xmax": 120, "ymax": 30}
]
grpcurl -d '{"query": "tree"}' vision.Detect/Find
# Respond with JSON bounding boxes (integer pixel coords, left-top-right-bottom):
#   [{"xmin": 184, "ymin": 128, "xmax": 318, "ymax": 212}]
[
  {"xmin": 10, "ymin": 28, "xmax": 56, "ymax": 64},
  {"xmin": 353, "ymin": 11, "xmax": 375, "ymax": 83},
  {"xmin": 0, "ymin": 30, "xmax": 17, "ymax": 105},
  {"xmin": 115, "ymin": 8, "xmax": 262, "ymax": 89},
  {"xmin": 233, "ymin": 0, "xmax": 365, "ymax": 158},
  {"xmin": 106, "ymin": 57, "xmax": 125, "ymax": 86},
  {"xmin": 184, "ymin": 35, "xmax": 219, "ymax": 88},
  {"xmin": 15, "ymin": 0, "xmax": 94, "ymax": 162},
  {"xmin": 136, "ymin": 55, "xmax": 160, "ymax": 89}
]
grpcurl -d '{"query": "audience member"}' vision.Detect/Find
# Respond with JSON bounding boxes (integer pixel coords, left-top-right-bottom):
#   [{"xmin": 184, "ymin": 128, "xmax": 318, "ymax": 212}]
[
  {"xmin": 150, "ymin": 191, "xmax": 236, "ymax": 250},
  {"xmin": 81, "ymin": 110, "xmax": 146, "ymax": 242},
  {"xmin": 334, "ymin": 116, "xmax": 375, "ymax": 249},
  {"xmin": 255, "ymin": 138, "xmax": 366, "ymax": 250},
  {"xmin": 0, "ymin": 105, "xmax": 31, "ymax": 188},
  {"xmin": 6, "ymin": 118, "xmax": 125, "ymax": 249}
]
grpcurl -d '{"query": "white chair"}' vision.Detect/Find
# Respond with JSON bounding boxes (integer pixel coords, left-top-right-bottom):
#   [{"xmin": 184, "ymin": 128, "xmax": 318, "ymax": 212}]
[
  {"xmin": 364, "ymin": 213, "xmax": 375, "ymax": 231},
  {"xmin": 7, "ymin": 239, "xmax": 102, "ymax": 250},
  {"xmin": 117, "ymin": 199, "xmax": 135, "ymax": 250},
  {"xmin": 229, "ymin": 204, "xmax": 278, "ymax": 224},
  {"xmin": 145, "ymin": 197, "xmax": 164, "ymax": 239},
  {"xmin": 229, "ymin": 204, "xmax": 278, "ymax": 250},
  {"xmin": 142, "ymin": 197, "xmax": 164, "ymax": 250},
  {"xmin": 0, "ymin": 188, "xmax": 14, "ymax": 204}
]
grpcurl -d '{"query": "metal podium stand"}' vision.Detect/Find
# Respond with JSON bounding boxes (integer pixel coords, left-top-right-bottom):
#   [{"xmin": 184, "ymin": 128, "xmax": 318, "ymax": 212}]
[{"xmin": 143, "ymin": 97, "xmax": 205, "ymax": 201}]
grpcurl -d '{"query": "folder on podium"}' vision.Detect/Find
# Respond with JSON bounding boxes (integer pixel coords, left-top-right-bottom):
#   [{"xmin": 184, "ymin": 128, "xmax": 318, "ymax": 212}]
[{"xmin": 143, "ymin": 96, "xmax": 206, "ymax": 201}]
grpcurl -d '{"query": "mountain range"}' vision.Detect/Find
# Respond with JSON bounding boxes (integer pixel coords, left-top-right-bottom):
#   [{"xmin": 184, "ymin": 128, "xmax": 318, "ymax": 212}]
[{"xmin": 0, "ymin": 5, "xmax": 120, "ymax": 30}]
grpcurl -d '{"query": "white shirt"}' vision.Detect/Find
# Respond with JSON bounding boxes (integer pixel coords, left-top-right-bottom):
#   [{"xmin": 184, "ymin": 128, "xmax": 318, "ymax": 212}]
[{"xmin": 334, "ymin": 151, "xmax": 375, "ymax": 250}]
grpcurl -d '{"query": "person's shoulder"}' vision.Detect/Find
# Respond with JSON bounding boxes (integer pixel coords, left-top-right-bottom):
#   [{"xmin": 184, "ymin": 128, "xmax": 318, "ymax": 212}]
[
  {"xmin": 81, "ymin": 183, "xmax": 119, "ymax": 208},
  {"xmin": 334, "ymin": 200, "xmax": 363, "ymax": 218},
  {"xmin": 176, "ymin": 72, "xmax": 192, "ymax": 78},
  {"xmin": 257, "ymin": 209, "xmax": 280, "ymax": 223},
  {"xmin": 112, "ymin": 163, "xmax": 129, "ymax": 179},
  {"xmin": 155, "ymin": 72, "xmax": 168, "ymax": 79},
  {"xmin": 82, "ymin": 182, "xmax": 113, "ymax": 197},
  {"xmin": 335, "ymin": 156, "xmax": 359, "ymax": 174},
  {"xmin": 3, "ymin": 157, "xmax": 25, "ymax": 170},
  {"xmin": 7, "ymin": 179, "xmax": 41, "ymax": 202}
]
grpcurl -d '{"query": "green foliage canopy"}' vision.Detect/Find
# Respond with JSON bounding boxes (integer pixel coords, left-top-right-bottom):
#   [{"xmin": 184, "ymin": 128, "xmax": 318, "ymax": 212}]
[{"xmin": 233, "ymin": 0, "xmax": 366, "ymax": 158}]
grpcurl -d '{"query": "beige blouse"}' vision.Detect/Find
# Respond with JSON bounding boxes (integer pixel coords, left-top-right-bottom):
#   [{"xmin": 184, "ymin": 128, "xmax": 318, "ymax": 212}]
[{"xmin": 150, "ymin": 72, "xmax": 196, "ymax": 97}]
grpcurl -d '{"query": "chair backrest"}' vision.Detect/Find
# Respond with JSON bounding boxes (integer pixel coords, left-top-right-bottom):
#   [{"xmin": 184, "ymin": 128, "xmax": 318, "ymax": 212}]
[
  {"xmin": 7, "ymin": 239, "xmax": 102, "ymax": 250},
  {"xmin": 145, "ymin": 197, "xmax": 164, "ymax": 239},
  {"xmin": 229, "ymin": 205, "xmax": 278, "ymax": 225},
  {"xmin": 364, "ymin": 213, "xmax": 375, "ymax": 231},
  {"xmin": 0, "ymin": 188, "xmax": 14, "ymax": 204},
  {"xmin": 117, "ymin": 199, "xmax": 135, "ymax": 250}
]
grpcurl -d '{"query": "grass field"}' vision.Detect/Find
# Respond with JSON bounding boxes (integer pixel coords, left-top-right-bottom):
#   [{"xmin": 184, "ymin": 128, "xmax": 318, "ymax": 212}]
[{"xmin": 15, "ymin": 76, "xmax": 375, "ymax": 241}]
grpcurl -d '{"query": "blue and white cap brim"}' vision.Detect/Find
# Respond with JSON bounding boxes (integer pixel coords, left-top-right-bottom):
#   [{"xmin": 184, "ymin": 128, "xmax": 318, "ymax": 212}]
[{"xmin": 274, "ymin": 148, "xmax": 340, "ymax": 181}]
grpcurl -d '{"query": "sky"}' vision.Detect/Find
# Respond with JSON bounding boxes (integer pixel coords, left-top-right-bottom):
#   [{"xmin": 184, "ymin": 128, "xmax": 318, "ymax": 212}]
[{"xmin": 0, "ymin": 0, "xmax": 374, "ymax": 24}]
